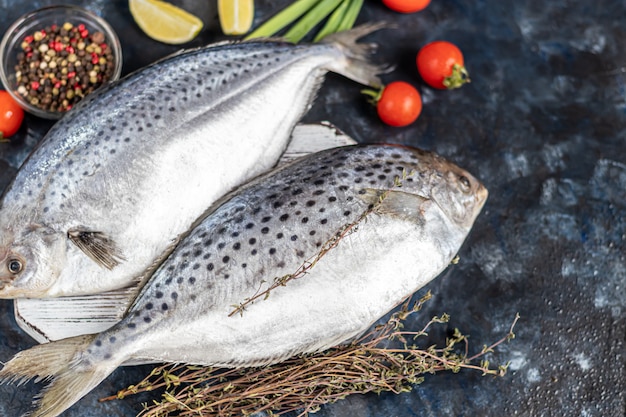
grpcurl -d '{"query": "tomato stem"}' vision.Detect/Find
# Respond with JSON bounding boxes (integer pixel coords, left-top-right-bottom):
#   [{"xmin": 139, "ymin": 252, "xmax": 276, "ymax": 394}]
[
  {"xmin": 361, "ymin": 86, "xmax": 383, "ymax": 105},
  {"xmin": 0, "ymin": 132, "xmax": 8, "ymax": 143},
  {"xmin": 443, "ymin": 64, "xmax": 470, "ymax": 89}
]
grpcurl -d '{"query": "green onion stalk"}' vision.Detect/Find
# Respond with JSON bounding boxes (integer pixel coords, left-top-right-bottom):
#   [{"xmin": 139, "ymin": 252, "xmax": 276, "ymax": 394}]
[{"xmin": 246, "ymin": 0, "xmax": 365, "ymax": 43}]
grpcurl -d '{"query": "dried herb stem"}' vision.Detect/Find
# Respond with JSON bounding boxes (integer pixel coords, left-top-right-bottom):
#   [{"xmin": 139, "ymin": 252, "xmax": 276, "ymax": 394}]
[{"xmin": 101, "ymin": 294, "xmax": 518, "ymax": 417}]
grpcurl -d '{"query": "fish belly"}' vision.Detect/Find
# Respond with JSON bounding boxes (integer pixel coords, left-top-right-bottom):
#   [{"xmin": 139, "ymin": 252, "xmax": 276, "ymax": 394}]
[{"xmin": 131, "ymin": 214, "xmax": 459, "ymax": 368}]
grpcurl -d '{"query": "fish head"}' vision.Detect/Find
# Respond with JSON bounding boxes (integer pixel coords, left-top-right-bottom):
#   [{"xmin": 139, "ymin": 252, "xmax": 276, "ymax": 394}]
[
  {"xmin": 0, "ymin": 225, "xmax": 66, "ymax": 298},
  {"xmin": 429, "ymin": 159, "xmax": 488, "ymax": 231}
]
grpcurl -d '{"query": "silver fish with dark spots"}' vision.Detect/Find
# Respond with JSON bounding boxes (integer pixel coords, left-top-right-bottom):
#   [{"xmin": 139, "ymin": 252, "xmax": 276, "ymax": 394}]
[
  {"xmin": 14, "ymin": 123, "xmax": 358, "ymax": 343},
  {"xmin": 0, "ymin": 24, "xmax": 386, "ymax": 299},
  {"xmin": 0, "ymin": 144, "xmax": 488, "ymax": 417}
]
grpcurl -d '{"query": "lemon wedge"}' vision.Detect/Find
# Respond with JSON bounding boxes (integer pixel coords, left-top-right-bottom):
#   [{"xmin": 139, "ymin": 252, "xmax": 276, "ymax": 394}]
[
  {"xmin": 218, "ymin": 0, "xmax": 254, "ymax": 35},
  {"xmin": 129, "ymin": 0, "xmax": 204, "ymax": 44}
]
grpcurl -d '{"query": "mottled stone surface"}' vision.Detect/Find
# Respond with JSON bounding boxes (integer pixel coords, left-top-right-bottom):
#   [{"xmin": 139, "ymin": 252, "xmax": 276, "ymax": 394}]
[{"xmin": 0, "ymin": 0, "xmax": 624, "ymax": 416}]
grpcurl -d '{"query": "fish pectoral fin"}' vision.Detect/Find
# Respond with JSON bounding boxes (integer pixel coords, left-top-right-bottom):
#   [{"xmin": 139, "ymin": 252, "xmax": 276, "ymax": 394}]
[
  {"xmin": 67, "ymin": 229, "xmax": 126, "ymax": 270},
  {"xmin": 359, "ymin": 189, "xmax": 431, "ymax": 223}
]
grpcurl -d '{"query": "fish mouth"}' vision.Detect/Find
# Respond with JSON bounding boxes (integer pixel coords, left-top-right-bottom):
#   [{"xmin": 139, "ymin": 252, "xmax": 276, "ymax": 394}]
[
  {"xmin": 475, "ymin": 183, "xmax": 489, "ymax": 209},
  {"xmin": 0, "ymin": 249, "xmax": 16, "ymax": 285},
  {"xmin": 0, "ymin": 270, "xmax": 14, "ymax": 285},
  {"xmin": 0, "ymin": 273, "xmax": 15, "ymax": 295},
  {"xmin": 466, "ymin": 180, "xmax": 489, "ymax": 226}
]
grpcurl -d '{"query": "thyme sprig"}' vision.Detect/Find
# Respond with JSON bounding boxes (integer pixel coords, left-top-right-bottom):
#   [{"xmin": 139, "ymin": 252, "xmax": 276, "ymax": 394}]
[
  {"xmin": 100, "ymin": 169, "xmax": 517, "ymax": 416},
  {"xmin": 101, "ymin": 294, "xmax": 518, "ymax": 417},
  {"xmin": 229, "ymin": 170, "xmax": 414, "ymax": 317}
]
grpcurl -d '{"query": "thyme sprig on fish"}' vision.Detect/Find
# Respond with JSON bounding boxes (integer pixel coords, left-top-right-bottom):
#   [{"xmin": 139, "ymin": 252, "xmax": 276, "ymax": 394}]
[
  {"xmin": 104, "ymin": 294, "xmax": 518, "ymax": 417},
  {"xmin": 229, "ymin": 195, "xmax": 376, "ymax": 317},
  {"xmin": 229, "ymin": 170, "xmax": 414, "ymax": 317}
]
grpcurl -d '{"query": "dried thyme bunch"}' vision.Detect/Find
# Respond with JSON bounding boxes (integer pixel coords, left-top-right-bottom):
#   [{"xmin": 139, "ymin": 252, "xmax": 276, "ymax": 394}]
[{"xmin": 102, "ymin": 293, "xmax": 518, "ymax": 417}]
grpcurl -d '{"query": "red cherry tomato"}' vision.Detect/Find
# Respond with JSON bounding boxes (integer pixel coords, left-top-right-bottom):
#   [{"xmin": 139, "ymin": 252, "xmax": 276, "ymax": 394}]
[
  {"xmin": 0, "ymin": 91, "xmax": 25, "ymax": 140},
  {"xmin": 382, "ymin": 0, "xmax": 431, "ymax": 13},
  {"xmin": 376, "ymin": 81, "xmax": 422, "ymax": 127},
  {"xmin": 416, "ymin": 41, "xmax": 470, "ymax": 89}
]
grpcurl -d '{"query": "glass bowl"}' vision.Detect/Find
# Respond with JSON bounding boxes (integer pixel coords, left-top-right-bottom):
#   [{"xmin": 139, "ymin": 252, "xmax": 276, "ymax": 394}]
[{"xmin": 0, "ymin": 5, "xmax": 122, "ymax": 119}]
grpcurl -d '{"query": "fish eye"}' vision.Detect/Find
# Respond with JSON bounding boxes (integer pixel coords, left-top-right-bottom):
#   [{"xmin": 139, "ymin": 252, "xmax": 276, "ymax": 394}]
[
  {"xmin": 459, "ymin": 175, "xmax": 471, "ymax": 191},
  {"xmin": 7, "ymin": 259, "xmax": 23, "ymax": 274}
]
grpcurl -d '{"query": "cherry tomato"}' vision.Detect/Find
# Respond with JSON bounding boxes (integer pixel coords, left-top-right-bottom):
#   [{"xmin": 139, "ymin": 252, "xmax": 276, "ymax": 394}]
[
  {"xmin": 375, "ymin": 81, "xmax": 422, "ymax": 127},
  {"xmin": 416, "ymin": 41, "xmax": 470, "ymax": 89},
  {"xmin": 0, "ymin": 91, "xmax": 25, "ymax": 140},
  {"xmin": 382, "ymin": 0, "xmax": 431, "ymax": 13}
]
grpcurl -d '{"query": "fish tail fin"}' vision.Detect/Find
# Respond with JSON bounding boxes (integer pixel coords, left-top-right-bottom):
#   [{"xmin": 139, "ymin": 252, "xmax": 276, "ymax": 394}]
[
  {"xmin": 323, "ymin": 22, "xmax": 394, "ymax": 88},
  {"xmin": 0, "ymin": 335, "xmax": 121, "ymax": 417}
]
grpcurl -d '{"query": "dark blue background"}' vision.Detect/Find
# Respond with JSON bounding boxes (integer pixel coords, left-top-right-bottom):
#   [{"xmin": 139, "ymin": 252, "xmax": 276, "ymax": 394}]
[{"xmin": 1, "ymin": 0, "xmax": 624, "ymax": 416}]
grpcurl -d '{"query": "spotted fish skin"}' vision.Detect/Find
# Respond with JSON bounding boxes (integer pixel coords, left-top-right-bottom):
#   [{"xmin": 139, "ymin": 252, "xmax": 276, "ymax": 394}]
[
  {"xmin": 0, "ymin": 25, "xmax": 385, "ymax": 298},
  {"xmin": 0, "ymin": 144, "xmax": 487, "ymax": 417}
]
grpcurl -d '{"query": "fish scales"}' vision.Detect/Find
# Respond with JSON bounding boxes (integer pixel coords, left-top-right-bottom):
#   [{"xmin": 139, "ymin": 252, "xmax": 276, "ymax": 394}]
[
  {"xmin": 0, "ymin": 25, "xmax": 385, "ymax": 298},
  {"xmin": 148, "ymin": 146, "xmax": 445, "ymax": 310},
  {"xmin": 0, "ymin": 144, "xmax": 488, "ymax": 417},
  {"xmin": 126, "ymin": 145, "xmax": 485, "ymax": 365},
  {"xmin": 12, "ymin": 123, "xmax": 359, "ymax": 343},
  {"xmin": 9, "ymin": 42, "xmax": 331, "ymax": 208}
]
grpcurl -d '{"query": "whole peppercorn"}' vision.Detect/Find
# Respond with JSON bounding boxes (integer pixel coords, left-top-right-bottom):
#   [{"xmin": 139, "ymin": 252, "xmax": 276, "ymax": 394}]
[{"xmin": 14, "ymin": 21, "xmax": 116, "ymax": 114}]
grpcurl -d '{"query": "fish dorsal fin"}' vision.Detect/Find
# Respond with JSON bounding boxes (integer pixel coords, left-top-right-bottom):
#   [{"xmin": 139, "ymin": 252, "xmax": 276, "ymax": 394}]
[
  {"xmin": 359, "ymin": 188, "xmax": 431, "ymax": 223},
  {"xmin": 67, "ymin": 229, "xmax": 126, "ymax": 270},
  {"xmin": 279, "ymin": 122, "xmax": 357, "ymax": 165}
]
